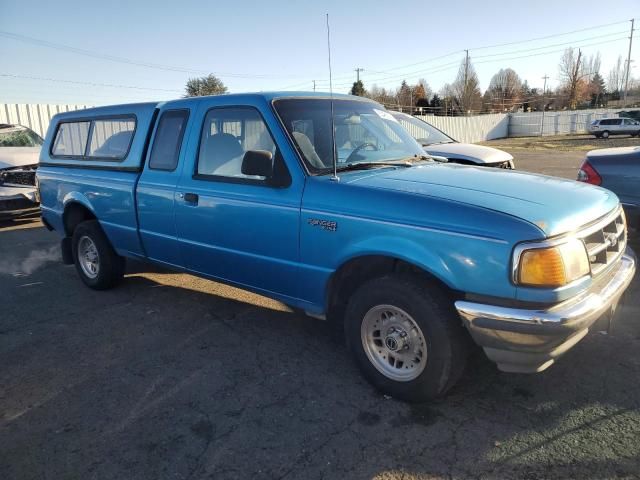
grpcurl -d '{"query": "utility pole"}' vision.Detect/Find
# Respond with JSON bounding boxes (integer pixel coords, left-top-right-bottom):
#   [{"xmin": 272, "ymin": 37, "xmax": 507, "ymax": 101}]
[
  {"xmin": 312, "ymin": 80, "xmax": 316, "ymax": 92},
  {"xmin": 354, "ymin": 68, "xmax": 364, "ymax": 83},
  {"xmin": 463, "ymin": 50, "xmax": 470, "ymax": 114},
  {"xmin": 540, "ymin": 74, "xmax": 549, "ymax": 137},
  {"xmin": 623, "ymin": 19, "xmax": 635, "ymax": 106}
]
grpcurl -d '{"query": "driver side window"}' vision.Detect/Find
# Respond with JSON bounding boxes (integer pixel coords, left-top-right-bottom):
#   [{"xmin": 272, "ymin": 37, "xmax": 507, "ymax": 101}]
[{"xmin": 197, "ymin": 107, "xmax": 277, "ymax": 180}]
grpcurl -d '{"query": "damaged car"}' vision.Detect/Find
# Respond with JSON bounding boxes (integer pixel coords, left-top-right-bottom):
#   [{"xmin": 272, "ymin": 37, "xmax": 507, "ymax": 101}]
[
  {"xmin": 0, "ymin": 124, "xmax": 41, "ymax": 220},
  {"xmin": 390, "ymin": 111, "xmax": 515, "ymax": 169}
]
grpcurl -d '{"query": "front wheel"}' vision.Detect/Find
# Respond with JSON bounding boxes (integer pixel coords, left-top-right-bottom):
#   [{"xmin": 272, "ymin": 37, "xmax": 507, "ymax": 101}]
[
  {"xmin": 344, "ymin": 275, "xmax": 468, "ymax": 402},
  {"xmin": 72, "ymin": 220, "xmax": 125, "ymax": 290},
  {"xmin": 601, "ymin": 130, "xmax": 610, "ymax": 139}
]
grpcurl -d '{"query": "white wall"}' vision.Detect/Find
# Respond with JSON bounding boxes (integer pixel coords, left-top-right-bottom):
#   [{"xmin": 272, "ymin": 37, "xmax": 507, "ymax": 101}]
[
  {"xmin": 2, "ymin": 103, "xmax": 630, "ymax": 146},
  {"xmin": 509, "ymin": 109, "xmax": 624, "ymax": 137},
  {"xmin": 1, "ymin": 104, "xmax": 92, "ymax": 138},
  {"xmin": 414, "ymin": 113, "xmax": 509, "ymax": 143}
]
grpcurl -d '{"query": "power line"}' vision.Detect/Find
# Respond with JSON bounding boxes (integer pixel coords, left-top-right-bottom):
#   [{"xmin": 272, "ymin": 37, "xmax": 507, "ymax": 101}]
[
  {"xmin": 282, "ymin": 18, "xmax": 638, "ymax": 90},
  {"xmin": 473, "ymin": 30, "xmax": 629, "ymax": 59},
  {"xmin": 0, "ymin": 73, "xmax": 183, "ymax": 93},
  {"xmin": 471, "ymin": 19, "xmax": 633, "ymax": 50},
  {"xmin": 0, "ymin": 30, "xmax": 307, "ymax": 80},
  {"xmin": 473, "ymin": 36, "xmax": 630, "ymax": 65}
]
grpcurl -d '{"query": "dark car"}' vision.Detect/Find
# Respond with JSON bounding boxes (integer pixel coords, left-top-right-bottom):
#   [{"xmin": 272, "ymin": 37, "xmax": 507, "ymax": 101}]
[
  {"xmin": 619, "ymin": 110, "xmax": 640, "ymax": 122},
  {"xmin": 578, "ymin": 146, "xmax": 640, "ymax": 230}
]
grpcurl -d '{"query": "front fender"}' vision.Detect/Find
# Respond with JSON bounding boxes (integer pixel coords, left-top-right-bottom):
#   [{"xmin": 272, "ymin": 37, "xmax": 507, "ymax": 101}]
[{"xmin": 336, "ymin": 235, "xmax": 456, "ymax": 288}]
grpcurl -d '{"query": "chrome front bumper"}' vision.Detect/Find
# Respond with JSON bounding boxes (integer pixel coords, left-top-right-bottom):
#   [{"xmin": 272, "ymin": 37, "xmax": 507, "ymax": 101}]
[{"xmin": 455, "ymin": 249, "xmax": 636, "ymax": 373}]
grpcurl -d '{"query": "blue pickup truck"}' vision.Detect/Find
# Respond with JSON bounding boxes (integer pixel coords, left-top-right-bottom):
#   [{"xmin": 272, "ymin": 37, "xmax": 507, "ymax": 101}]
[{"xmin": 38, "ymin": 93, "xmax": 636, "ymax": 402}]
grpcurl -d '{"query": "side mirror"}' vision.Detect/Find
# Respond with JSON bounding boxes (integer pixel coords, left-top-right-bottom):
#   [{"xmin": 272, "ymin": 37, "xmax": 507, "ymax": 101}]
[{"xmin": 241, "ymin": 150, "xmax": 273, "ymax": 178}]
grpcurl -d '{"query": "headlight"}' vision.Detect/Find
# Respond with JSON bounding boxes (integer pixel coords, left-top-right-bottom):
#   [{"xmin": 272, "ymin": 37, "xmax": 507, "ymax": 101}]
[{"xmin": 516, "ymin": 238, "xmax": 590, "ymax": 287}]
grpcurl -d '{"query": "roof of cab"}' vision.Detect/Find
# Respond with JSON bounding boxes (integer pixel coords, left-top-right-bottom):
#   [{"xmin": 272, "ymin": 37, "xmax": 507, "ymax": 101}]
[{"xmin": 51, "ymin": 92, "xmax": 377, "ymax": 120}]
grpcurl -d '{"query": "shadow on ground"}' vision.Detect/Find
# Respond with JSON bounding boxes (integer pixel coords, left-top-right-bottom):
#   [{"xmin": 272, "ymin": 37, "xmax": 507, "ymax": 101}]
[{"xmin": 0, "ymin": 224, "xmax": 638, "ymax": 480}]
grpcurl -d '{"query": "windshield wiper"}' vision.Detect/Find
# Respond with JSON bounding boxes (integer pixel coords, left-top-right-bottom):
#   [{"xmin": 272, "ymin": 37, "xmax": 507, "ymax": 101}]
[{"xmin": 335, "ymin": 160, "xmax": 414, "ymax": 173}]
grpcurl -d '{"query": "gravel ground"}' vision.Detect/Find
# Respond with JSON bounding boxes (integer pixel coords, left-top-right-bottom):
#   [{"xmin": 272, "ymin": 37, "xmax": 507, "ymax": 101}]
[
  {"xmin": 480, "ymin": 134, "xmax": 639, "ymax": 152},
  {"xmin": 1, "ymin": 153, "xmax": 639, "ymax": 480}
]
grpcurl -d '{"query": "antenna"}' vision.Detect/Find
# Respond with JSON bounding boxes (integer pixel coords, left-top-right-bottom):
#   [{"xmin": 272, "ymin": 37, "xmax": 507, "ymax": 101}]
[{"xmin": 326, "ymin": 13, "xmax": 339, "ymax": 182}]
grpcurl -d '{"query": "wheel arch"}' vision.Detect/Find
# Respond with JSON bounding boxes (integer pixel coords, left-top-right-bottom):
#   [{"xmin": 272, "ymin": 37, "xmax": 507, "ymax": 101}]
[
  {"xmin": 325, "ymin": 253, "xmax": 456, "ymax": 324},
  {"xmin": 62, "ymin": 198, "xmax": 97, "ymax": 237}
]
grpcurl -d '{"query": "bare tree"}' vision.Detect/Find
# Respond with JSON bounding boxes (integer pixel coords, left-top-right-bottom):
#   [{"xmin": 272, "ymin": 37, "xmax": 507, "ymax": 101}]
[
  {"xmin": 607, "ymin": 55, "xmax": 626, "ymax": 94},
  {"xmin": 558, "ymin": 48, "xmax": 587, "ymax": 109},
  {"xmin": 486, "ymin": 68, "xmax": 523, "ymax": 112},
  {"xmin": 451, "ymin": 56, "xmax": 482, "ymax": 114}
]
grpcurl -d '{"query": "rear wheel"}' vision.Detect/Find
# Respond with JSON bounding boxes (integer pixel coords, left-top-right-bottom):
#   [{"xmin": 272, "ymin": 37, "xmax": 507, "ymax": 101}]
[
  {"xmin": 72, "ymin": 220, "xmax": 125, "ymax": 290},
  {"xmin": 344, "ymin": 275, "xmax": 468, "ymax": 402}
]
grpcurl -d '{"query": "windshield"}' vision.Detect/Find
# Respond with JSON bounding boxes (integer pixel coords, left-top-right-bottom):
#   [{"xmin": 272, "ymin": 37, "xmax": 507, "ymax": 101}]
[
  {"xmin": 273, "ymin": 99, "xmax": 425, "ymax": 174},
  {"xmin": 0, "ymin": 126, "xmax": 44, "ymax": 147},
  {"xmin": 390, "ymin": 112, "xmax": 454, "ymax": 146}
]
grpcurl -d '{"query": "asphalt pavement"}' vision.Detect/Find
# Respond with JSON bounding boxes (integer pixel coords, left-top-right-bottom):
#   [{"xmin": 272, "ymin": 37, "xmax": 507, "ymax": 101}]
[{"xmin": 1, "ymin": 151, "xmax": 639, "ymax": 480}]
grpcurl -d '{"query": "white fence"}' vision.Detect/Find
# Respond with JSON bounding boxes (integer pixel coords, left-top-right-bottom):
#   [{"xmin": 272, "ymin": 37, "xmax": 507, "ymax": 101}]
[
  {"xmin": 0, "ymin": 103, "xmax": 631, "ymax": 145},
  {"xmin": 414, "ymin": 113, "xmax": 509, "ymax": 143},
  {"xmin": 1, "ymin": 104, "xmax": 92, "ymax": 138},
  {"xmin": 509, "ymin": 109, "xmax": 624, "ymax": 137}
]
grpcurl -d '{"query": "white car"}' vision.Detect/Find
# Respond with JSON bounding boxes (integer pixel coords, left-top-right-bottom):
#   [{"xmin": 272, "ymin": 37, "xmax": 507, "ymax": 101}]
[
  {"xmin": 390, "ymin": 111, "xmax": 514, "ymax": 169},
  {"xmin": 588, "ymin": 117, "xmax": 640, "ymax": 139},
  {"xmin": 0, "ymin": 124, "xmax": 42, "ymax": 220}
]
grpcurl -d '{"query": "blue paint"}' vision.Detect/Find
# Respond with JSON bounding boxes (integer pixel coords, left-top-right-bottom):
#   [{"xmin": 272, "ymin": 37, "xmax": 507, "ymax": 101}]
[{"xmin": 38, "ymin": 93, "xmax": 624, "ymax": 311}]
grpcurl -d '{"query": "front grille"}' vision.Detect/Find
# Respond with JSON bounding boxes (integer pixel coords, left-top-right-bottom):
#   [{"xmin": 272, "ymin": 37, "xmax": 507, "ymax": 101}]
[
  {"xmin": 580, "ymin": 210, "xmax": 626, "ymax": 276},
  {"xmin": 0, "ymin": 168, "xmax": 37, "ymax": 187}
]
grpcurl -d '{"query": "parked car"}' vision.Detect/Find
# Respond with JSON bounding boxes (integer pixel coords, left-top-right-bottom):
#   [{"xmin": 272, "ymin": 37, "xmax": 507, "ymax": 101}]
[
  {"xmin": 38, "ymin": 93, "xmax": 636, "ymax": 402},
  {"xmin": 619, "ymin": 110, "xmax": 640, "ymax": 122},
  {"xmin": 588, "ymin": 117, "xmax": 640, "ymax": 138},
  {"xmin": 578, "ymin": 146, "xmax": 640, "ymax": 230},
  {"xmin": 0, "ymin": 124, "xmax": 42, "ymax": 220},
  {"xmin": 390, "ymin": 111, "xmax": 514, "ymax": 168}
]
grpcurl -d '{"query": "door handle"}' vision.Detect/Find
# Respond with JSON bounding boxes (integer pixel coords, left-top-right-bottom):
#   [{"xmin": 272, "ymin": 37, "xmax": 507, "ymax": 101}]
[{"xmin": 183, "ymin": 192, "xmax": 199, "ymax": 204}]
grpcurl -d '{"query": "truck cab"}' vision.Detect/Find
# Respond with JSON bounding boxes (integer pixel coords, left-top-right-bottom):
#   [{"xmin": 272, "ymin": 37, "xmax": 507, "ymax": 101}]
[{"xmin": 37, "ymin": 93, "xmax": 636, "ymax": 402}]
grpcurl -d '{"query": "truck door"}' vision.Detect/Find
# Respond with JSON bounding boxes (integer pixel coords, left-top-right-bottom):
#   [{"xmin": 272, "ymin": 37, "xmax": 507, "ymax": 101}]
[
  {"xmin": 174, "ymin": 105, "xmax": 303, "ymax": 299},
  {"xmin": 136, "ymin": 108, "xmax": 191, "ymax": 267}
]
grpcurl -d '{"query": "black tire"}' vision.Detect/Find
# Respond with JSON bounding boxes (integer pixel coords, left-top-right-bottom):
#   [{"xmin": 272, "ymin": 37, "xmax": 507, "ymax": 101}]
[
  {"xmin": 71, "ymin": 220, "xmax": 125, "ymax": 290},
  {"xmin": 344, "ymin": 274, "xmax": 468, "ymax": 402},
  {"xmin": 601, "ymin": 130, "xmax": 610, "ymax": 139}
]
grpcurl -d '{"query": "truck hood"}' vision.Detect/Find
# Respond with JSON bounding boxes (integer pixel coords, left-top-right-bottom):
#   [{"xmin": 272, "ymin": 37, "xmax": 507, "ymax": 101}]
[
  {"xmin": 347, "ymin": 163, "xmax": 618, "ymax": 237},
  {"xmin": 425, "ymin": 143, "xmax": 513, "ymax": 164},
  {"xmin": 0, "ymin": 147, "xmax": 40, "ymax": 170}
]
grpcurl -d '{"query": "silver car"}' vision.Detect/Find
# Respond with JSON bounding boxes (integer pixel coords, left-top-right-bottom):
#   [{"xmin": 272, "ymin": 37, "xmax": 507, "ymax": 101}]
[
  {"xmin": 0, "ymin": 124, "xmax": 42, "ymax": 220},
  {"xmin": 589, "ymin": 117, "xmax": 640, "ymax": 139},
  {"xmin": 390, "ymin": 111, "xmax": 515, "ymax": 168}
]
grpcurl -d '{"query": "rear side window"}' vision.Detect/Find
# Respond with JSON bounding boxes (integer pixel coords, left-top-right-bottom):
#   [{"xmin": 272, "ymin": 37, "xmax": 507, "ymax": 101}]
[
  {"xmin": 88, "ymin": 119, "xmax": 135, "ymax": 159},
  {"xmin": 148, "ymin": 110, "xmax": 189, "ymax": 171},
  {"xmin": 52, "ymin": 121, "xmax": 90, "ymax": 156},
  {"xmin": 51, "ymin": 116, "xmax": 136, "ymax": 160}
]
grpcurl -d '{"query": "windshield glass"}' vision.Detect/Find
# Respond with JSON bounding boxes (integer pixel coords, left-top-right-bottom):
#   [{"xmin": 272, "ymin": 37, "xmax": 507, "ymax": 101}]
[
  {"xmin": 390, "ymin": 112, "xmax": 454, "ymax": 146},
  {"xmin": 274, "ymin": 99, "xmax": 425, "ymax": 173},
  {"xmin": 0, "ymin": 126, "xmax": 44, "ymax": 147}
]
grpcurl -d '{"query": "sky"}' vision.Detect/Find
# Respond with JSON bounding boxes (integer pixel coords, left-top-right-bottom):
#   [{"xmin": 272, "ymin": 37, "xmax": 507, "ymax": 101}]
[{"xmin": 0, "ymin": 0, "xmax": 638, "ymax": 105}]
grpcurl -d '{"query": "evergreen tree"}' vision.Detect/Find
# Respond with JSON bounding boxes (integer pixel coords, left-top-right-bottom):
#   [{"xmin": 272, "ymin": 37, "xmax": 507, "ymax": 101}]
[{"xmin": 350, "ymin": 80, "xmax": 366, "ymax": 96}]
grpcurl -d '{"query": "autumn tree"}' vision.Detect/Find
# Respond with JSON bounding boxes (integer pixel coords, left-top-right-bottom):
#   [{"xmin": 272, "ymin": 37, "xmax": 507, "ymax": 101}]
[
  {"xmin": 558, "ymin": 48, "xmax": 588, "ymax": 109},
  {"xmin": 184, "ymin": 74, "xmax": 228, "ymax": 97},
  {"xmin": 396, "ymin": 80, "xmax": 413, "ymax": 108}
]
